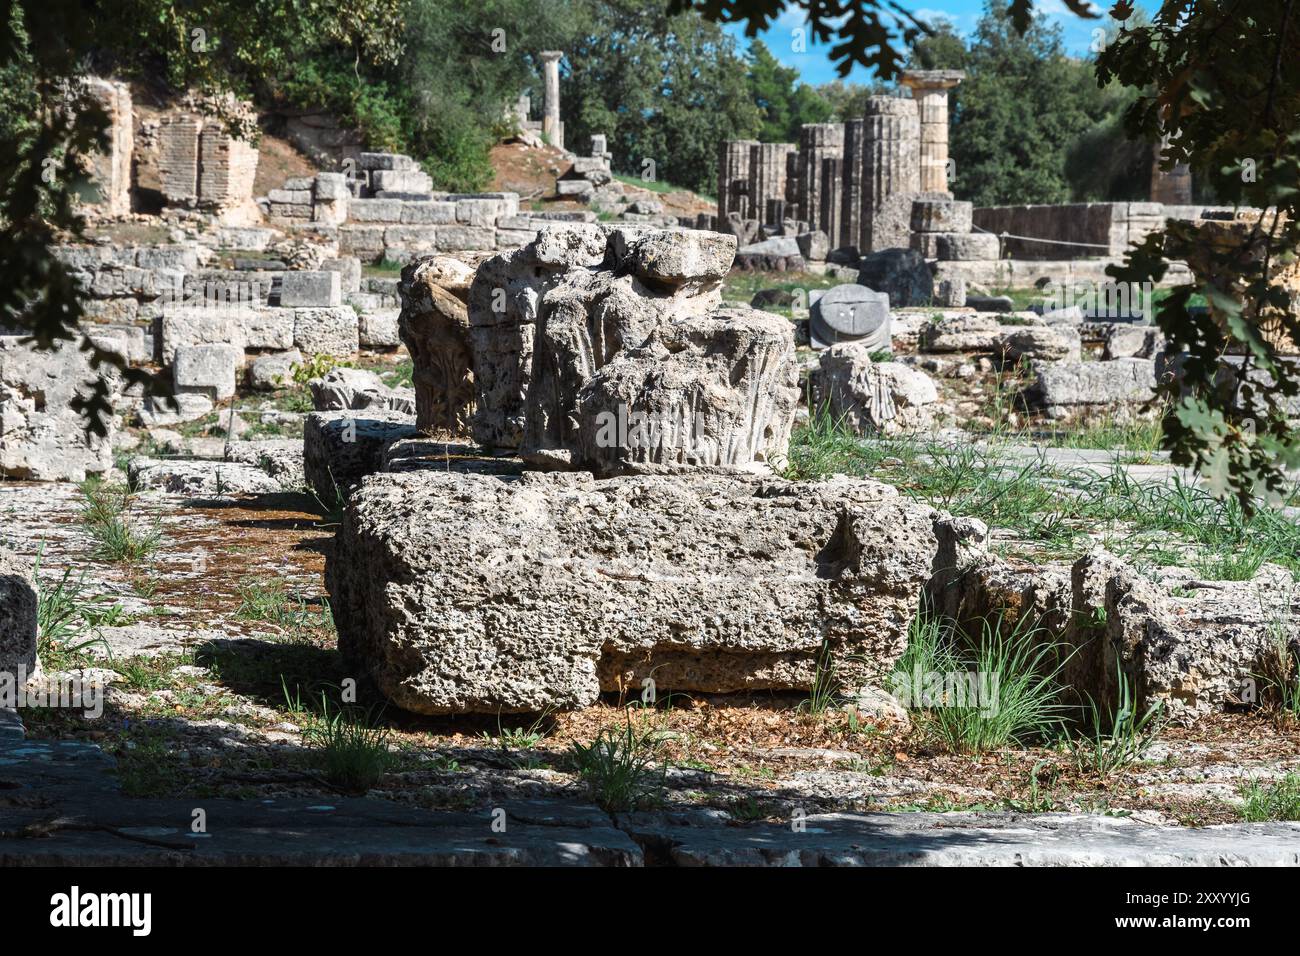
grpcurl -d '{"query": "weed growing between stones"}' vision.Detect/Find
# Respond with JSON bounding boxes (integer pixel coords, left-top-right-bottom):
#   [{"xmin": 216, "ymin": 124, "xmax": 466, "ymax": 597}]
[
  {"xmin": 299, "ymin": 694, "xmax": 395, "ymax": 795},
  {"xmin": 1067, "ymin": 662, "xmax": 1164, "ymax": 777},
  {"xmin": 893, "ymin": 609, "xmax": 1070, "ymax": 754},
  {"xmin": 569, "ymin": 711, "xmax": 667, "ymax": 812},
  {"xmin": 32, "ymin": 550, "xmax": 115, "ymax": 669},
  {"xmin": 234, "ymin": 577, "xmax": 334, "ymax": 642},
  {"xmin": 78, "ymin": 480, "xmax": 161, "ymax": 563},
  {"xmin": 1239, "ymin": 774, "xmax": 1300, "ymax": 822}
]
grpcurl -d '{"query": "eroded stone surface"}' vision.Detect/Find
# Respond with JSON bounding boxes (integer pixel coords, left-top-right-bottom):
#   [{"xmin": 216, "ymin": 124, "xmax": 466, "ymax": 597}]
[
  {"xmin": 574, "ymin": 308, "xmax": 799, "ymax": 474},
  {"xmin": 328, "ymin": 470, "xmax": 975, "ymax": 714}
]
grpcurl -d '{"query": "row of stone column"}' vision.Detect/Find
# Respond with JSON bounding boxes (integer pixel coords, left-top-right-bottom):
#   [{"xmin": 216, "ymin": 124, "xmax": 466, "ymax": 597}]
[{"xmin": 716, "ymin": 70, "xmax": 964, "ymax": 253}]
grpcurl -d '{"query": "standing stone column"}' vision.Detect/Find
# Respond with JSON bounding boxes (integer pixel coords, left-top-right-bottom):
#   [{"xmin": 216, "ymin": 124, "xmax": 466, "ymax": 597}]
[
  {"xmin": 860, "ymin": 96, "xmax": 920, "ymax": 252},
  {"xmin": 899, "ymin": 71, "xmax": 964, "ymax": 195},
  {"xmin": 539, "ymin": 51, "xmax": 564, "ymax": 151},
  {"xmin": 797, "ymin": 123, "xmax": 844, "ymax": 233},
  {"xmin": 839, "ymin": 118, "xmax": 865, "ymax": 251},
  {"xmin": 749, "ymin": 142, "xmax": 795, "ymax": 226},
  {"xmin": 717, "ymin": 140, "xmax": 756, "ymax": 220},
  {"xmin": 819, "ymin": 156, "xmax": 842, "ymax": 247}
]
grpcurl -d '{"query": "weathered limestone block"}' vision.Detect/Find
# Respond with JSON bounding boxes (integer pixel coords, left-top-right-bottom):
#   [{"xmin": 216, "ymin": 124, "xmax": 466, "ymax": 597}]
[
  {"xmin": 240, "ymin": 306, "xmax": 295, "ymax": 350},
  {"xmin": 173, "ymin": 344, "xmax": 241, "ymax": 401},
  {"xmin": 358, "ymin": 309, "xmax": 401, "ymax": 348},
  {"xmin": 1061, "ymin": 550, "xmax": 1298, "ymax": 725},
  {"xmin": 224, "ymin": 439, "xmax": 306, "ymax": 491},
  {"xmin": 910, "ymin": 199, "xmax": 973, "ymax": 234},
  {"xmin": 1103, "ymin": 324, "xmax": 1166, "ymax": 360},
  {"xmin": 0, "ymin": 552, "xmax": 38, "ymax": 681},
  {"xmin": 574, "ymin": 308, "xmax": 798, "ymax": 474},
  {"xmin": 398, "ymin": 257, "xmax": 477, "ymax": 436},
  {"xmin": 996, "ymin": 326, "xmax": 1082, "ymax": 365},
  {"xmin": 247, "ymin": 350, "xmax": 301, "ymax": 391},
  {"xmin": 1024, "ymin": 358, "xmax": 1159, "ymax": 417},
  {"xmin": 934, "ymin": 232, "xmax": 1001, "ymax": 261},
  {"xmin": 294, "ymin": 307, "xmax": 359, "ymax": 357},
  {"xmin": 328, "ymin": 470, "xmax": 978, "ymax": 714},
  {"xmin": 128, "ymin": 458, "xmax": 283, "ymax": 496},
  {"xmin": 303, "ymin": 410, "xmax": 419, "ymax": 503},
  {"xmin": 0, "ymin": 338, "xmax": 119, "ymax": 481},
  {"xmin": 309, "ymin": 367, "xmax": 414, "ymax": 415},
  {"xmin": 920, "ymin": 314, "xmax": 1004, "ymax": 353},
  {"xmin": 279, "ymin": 271, "xmax": 342, "ymax": 308},
  {"xmin": 159, "ymin": 306, "xmax": 248, "ymax": 363},
  {"xmin": 813, "ymin": 345, "xmax": 939, "ymax": 435}
]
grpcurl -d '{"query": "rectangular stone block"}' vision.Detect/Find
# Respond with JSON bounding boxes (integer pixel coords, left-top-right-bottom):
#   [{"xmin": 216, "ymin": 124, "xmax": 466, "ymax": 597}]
[
  {"xmin": 383, "ymin": 225, "xmax": 439, "ymax": 251},
  {"xmin": 359, "ymin": 309, "xmax": 401, "ymax": 349},
  {"xmin": 435, "ymin": 226, "xmax": 497, "ymax": 251},
  {"xmin": 347, "ymin": 199, "xmax": 403, "ymax": 223},
  {"xmin": 159, "ymin": 306, "xmax": 249, "ymax": 363},
  {"xmin": 314, "ymin": 172, "xmax": 349, "ymax": 201},
  {"xmin": 401, "ymin": 201, "xmax": 457, "ymax": 224},
  {"xmin": 359, "ymin": 152, "xmax": 416, "ymax": 171},
  {"xmin": 455, "ymin": 199, "xmax": 502, "ymax": 226},
  {"xmin": 322, "ymin": 257, "xmax": 362, "ymax": 294},
  {"xmin": 294, "ymin": 306, "xmax": 359, "ymax": 357},
  {"xmin": 267, "ymin": 189, "xmax": 312, "ymax": 205},
  {"xmin": 173, "ymin": 344, "xmax": 241, "ymax": 401},
  {"xmin": 338, "ymin": 225, "xmax": 388, "ymax": 257},
  {"xmin": 279, "ymin": 271, "xmax": 342, "ymax": 308},
  {"xmin": 240, "ymin": 306, "xmax": 295, "ymax": 350},
  {"xmin": 372, "ymin": 169, "xmax": 432, "ymax": 194}
]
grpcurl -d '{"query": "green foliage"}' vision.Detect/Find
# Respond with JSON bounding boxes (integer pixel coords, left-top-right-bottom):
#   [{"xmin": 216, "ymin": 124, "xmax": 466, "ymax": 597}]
[
  {"xmin": 299, "ymin": 693, "xmax": 395, "ymax": 795},
  {"xmin": 79, "ymin": 481, "xmax": 161, "ymax": 563},
  {"xmin": 569, "ymin": 712, "xmax": 666, "ymax": 811},
  {"xmin": 1239, "ymin": 774, "xmax": 1300, "ymax": 822},
  {"xmin": 747, "ymin": 39, "xmax": 832, "ymax": 142},
  {"xmin": 894, "ymin": 609, "xmax": 1071, "ymax": 754},
  {"xmin": 1068, "ymin": 661, "xmax": 1163, "ymax": 776},
  {"xmin": 563, "ymin": 0, "xmax": 762, "ymax": 194},
  {"xmin": 1096, "ymin": 0, "xmax": 1300, "ymax": 505}
]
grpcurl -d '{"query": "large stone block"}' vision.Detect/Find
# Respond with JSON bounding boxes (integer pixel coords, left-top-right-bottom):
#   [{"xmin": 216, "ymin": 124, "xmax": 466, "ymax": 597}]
[
  {"xmin": 173, "ymin": 344, "xmax": 241, "ymax": 401},
  {"xmin": 0, "ymin": 337, "xmax": 120, "ymax": 481},
  {"xmin": 303, "ymin": 410, "xmax": 419, "ymax": 503},
  {"xmin": 574, "ymin": 308, "xmax": 798, "ymax": 474},
  {"xmin": 328, "ymin": 470, "xmax": 974, "ymax": 714},
  {"xmin": 1025, "ymin": 358, "xmax": 1159, "ymax": 415},
  {"xmin": 294, "ymin": 307, "xmax": 359, "ymax": 357},
  {"xmin": 910, "ymin": 199, "xmax": 973, "ymax": 233},
  {"xmin": 240, "ymin": 306, "xmax": 295, "ymax": 350},
  {"xmin": 159, "ymin": 306, "xmax": 248, "ymax": 363},
  {"xmin": 279, "ymin": 271, "xmax": 342, "ymax": 308}
]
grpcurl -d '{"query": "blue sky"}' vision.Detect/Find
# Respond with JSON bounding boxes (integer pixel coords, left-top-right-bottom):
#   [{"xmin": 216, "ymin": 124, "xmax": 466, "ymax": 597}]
[{"xmin": 721, "ymin": 1, "xmax": 1146, "ymax": 86}]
